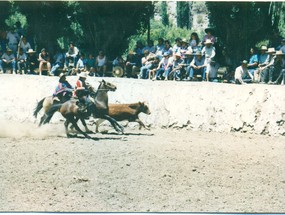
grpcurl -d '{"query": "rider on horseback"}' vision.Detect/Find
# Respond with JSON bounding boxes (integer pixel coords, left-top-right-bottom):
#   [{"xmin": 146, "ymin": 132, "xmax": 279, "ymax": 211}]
[
  {"xmin": 52, "ymin": 73, "xmax": 73, "ymax": 104},
  {"xmin": 74, "ymin": 71, "xmax": 93, "ymax": 114}
]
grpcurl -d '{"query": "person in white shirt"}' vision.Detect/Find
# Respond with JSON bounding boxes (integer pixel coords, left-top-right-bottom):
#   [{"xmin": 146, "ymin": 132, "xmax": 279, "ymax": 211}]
[
  {"xmin": 19, "ymin": 36, "xmax": 31, "ymax": 53},
  {"xmin": 65, "ymin": 42, "xmax": 79, "ymax": 68},
  {"xmin": 0, "ymin": 48, "xmax": 16, "ymax": 74},
  {"xmin": 235, "ymin": 60, "xmax": 253, "ymax": 84}
]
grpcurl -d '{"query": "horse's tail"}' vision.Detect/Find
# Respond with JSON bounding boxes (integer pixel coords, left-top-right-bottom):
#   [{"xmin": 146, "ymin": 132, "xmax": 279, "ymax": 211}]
[
  {"xmin": 33, "ymin": 97, "xmax": 45, "ymax": 118},
  {"xmin": 41, "ymin": 103, "xmax": 62, "ymax": 125}
]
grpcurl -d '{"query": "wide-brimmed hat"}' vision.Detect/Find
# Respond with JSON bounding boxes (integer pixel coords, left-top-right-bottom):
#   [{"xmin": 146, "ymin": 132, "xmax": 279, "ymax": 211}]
[
  {"xmin": 205, "ymin": 27, "xmax": 214, "ymax": 34},
  {"xmin": 275, "ymin": 50, "xmax": 285, "ymax": 56},
  {"xmin": 79, "ymin": 72, "xmax": 88, "ymax": 78},
  {"xmin": 195, "ymin": 51, "xmax": 202, "ymax": 56},
  {"xmin": 6, "ymin": 48, "xmax": 12, "ymax": 52},
  {"xmin": 242, "ymin": 60, "xmax": 248, "ymax": 65},
  {"xmin": 163, "ymin": 52, "xmax": 170, "ymax": 57},
  {"xmin": 181, "ymin": 38, "xmax": 189, "ymax": 44},
  {"xmin": 175, "ymin": 52, "xmax": 181, "ymax": 58},
  {"xmin": 59, "ymin": 73, "xmax": 66, "ymax": 80},
  {"xmin": 266, "ymin": 47, "xmax": 276, "ymax": 53},
  {"xmin": 204, "ymin": 39, "xmax": 212, "ymax": 45},
  {"xmin": 26, "ymin": 48, "xmax": 36, "ymax": 53},
  {"xmin": 41, "ymin": 48, "xmax": 46, "ymax": 53},
  {"xmin": 185, "ymin": 50, "xmax": 193, "ymax": 55},
  {"xmin": 260, "ymin": 46, "xmax": 268, "ymax": 51},
  {"xmin": 112, "ymin": 66, "xmax": 124, "ymax": 77},
  {"xmin": 128, "ymin": 50, "xmax": 136, "ymax": 55}
]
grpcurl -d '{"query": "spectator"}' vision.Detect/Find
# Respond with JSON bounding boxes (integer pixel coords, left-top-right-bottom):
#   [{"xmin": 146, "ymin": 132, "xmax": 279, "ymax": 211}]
[
  {"xmin": 205, "ymin": 59, "xmax": 219, "ymax": 82},
  {"xmin": 38, "ymin": 48, "xmax": 51, "ymax": 76},
  {"xmin": 248, "ymin": 47, "xmax": 259, "ymax": 77},
  {"xmin": 17, "ymin": 48, "xmax": 27, "ymax": 74},
  {"xmin": 15, "ymin": 21, "xmax": 25, "ymax": 37},
  {"xmin": 6, "ymin": 26, "xmax": 20, "ymax": 54},
  {"xmin": 173, "ymin": 37, "xmax": 182, "ymax": 54},
  {"xmin": 162, "ymin": 40, "xmax": 173, "ymax": 56},
  {"xmin": 86, "ymin": 53, "xmax": 96, "ymax": 76},
  {"xmin": 258, "ymin": 47, "xmax": 276, "ymax": 84},
  {"xmin": 0, "ymin": 48, "xmax": 16, "ymax": 74},
  {"xmin": 155, "ymin": 38, "xmax": 165, "ymax": 60},
  {"xmin": 147, "ymin": 56, "xmax": 160, "ymax": 80},
  {"xmin": 50, "ymin": 48, "xmax": 65, "ymax": 76},
  {"xmin": 0, "ymin": 28, "xmax": 7, "ymax": 52},
  {"xmin": 139, "ymin": 50, "xmax": 156, "ymax": 79},
  {"xmin": 255, "ymin": 46, "xmax": 269, "ymax": 83},
  {"xmin": 273, "ymin": 51, "xmax": 285, "ymax": 85},
  {"xmin": 234, "ymin": 60, "xmax": 253, "ymax": 84},
  {"xmin": 220, "ymin": 47, "xmax": 235, "ymax": 83},
  {"xmin": 188, "ymin": 51, "xmax": 206, "ymax": 81},
  {"xmin": 95, "ymin": 50, "xmax": 108, "ymax": 77},
  {"xmin": 180, "ymin": 38, "xmax": 193, "ymax": 58},
  {"xmin": 65, "ymin": 42, "xmax": 79, "ymax": 69},
  {"xmin": 202, "ymin": 27, "xmax": 216, "ymax": 46},
  {"xmin": 142, "ymin": 40, "xmax": 155, "ymax": 54},
  {"xmin": 26, "ymin": 48, "xmax": 38, "ymax": 74},
  {"xmin": 181, "ymin": 50, "xmax": 194, "ymax": 80},
  {"xmin": 72, "ymin": 52, "xmax": 86, "ymax": 75},
  {"xmin": 134, "ymin": 41, "xmax": 144, "ymax": 64},
  {"xmin": 19, "ymin": 36, "xmax": 31, "ymax": 53},
  {"xmin": 267, "ymin": 50, "xmax": 285, "ymax": 84},
  {"xmin": 125, "ymin": 51, "xmax": 139, "ymax": 78},
  {"xmin": 155, "ymin": 51, "xmax": 171, "ymax": 80},
  {"xmin": 189, "ymin": 32, "xmax": 200, "ymax": 53},
  {"xmin": 168, "ymin": 52, "xmax": 184, "ymax": 81}
]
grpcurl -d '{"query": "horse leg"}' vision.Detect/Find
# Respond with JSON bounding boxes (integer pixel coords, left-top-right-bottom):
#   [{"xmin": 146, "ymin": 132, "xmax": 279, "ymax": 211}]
[
  {"xmin": 135, "ymin": 119, "xmax": 150, "ymax": 130},
  {"xmin": 103, "ymin": 115, "xmax": 124, "ymax": 134},
  {"xmin": 95, "ymin": 118, "xmax": 105, "ymax": 133},
  {"xmin": 64, "ymin": 119, "xmax": 73, "ymax": 138},
  {"xmin": 67, "ymin": 116, "xmax": 91, "ymax": 139},
  {"xmin": 80, "ymin": 118, "xmax": 93, "ymax": 133}
]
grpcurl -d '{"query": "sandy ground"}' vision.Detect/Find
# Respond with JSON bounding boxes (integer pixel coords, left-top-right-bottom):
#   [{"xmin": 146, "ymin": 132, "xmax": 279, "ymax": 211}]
[{"xmin": 0, "ymin": 121, "xmax": 285, "ymax": 212}]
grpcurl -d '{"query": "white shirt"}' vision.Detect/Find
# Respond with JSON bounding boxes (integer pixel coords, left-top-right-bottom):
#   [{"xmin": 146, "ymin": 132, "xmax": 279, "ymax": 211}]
[{"xmin": 20, "ymin": 41, "xmax": 31, "ymax": 53}]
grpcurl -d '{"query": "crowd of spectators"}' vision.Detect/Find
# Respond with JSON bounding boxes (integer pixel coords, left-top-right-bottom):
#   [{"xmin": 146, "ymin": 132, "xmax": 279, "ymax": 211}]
[{"xmin": 1, "ymin": 23, "xmax": 285, "ymax": 85}]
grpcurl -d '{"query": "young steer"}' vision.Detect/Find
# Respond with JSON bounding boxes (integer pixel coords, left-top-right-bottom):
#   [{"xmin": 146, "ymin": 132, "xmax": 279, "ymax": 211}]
[{"xmin": 95, "ymin": 102, "xmax": 151, "ymax": 132}]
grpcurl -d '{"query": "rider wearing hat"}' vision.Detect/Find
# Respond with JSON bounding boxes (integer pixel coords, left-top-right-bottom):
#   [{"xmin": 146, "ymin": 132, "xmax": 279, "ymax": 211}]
[{"xmin": 52, "ymin": 73, "xmax": 73, "ymax": 104}]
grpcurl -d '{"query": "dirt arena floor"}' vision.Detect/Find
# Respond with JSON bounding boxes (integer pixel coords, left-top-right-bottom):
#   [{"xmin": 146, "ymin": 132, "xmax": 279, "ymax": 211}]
[{"xmin": 0, "ymin": 122, "xmax": 285, "ymax": 212}]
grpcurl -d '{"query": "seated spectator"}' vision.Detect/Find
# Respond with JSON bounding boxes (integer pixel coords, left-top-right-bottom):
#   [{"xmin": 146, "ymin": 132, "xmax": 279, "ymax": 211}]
[
  {"xmin": 155, "ymin": 51, "xmax": 172, "ymax": 80},
  {"xmin": 26, "ymin": 48, "xmax": 38, "ymax": 74},
  {"xmin": 234, "ymin": 60, "xmax": 253, "ymax": 84},
  {"xmin": 273, "ymin": 51, "xmax": 285, "ymax": 85},
  {"xmin": 142, "ymin": 40, "xmax": 156, "ymax": 54},
  {"xmin": 65, "ymin": 42, "xmax": 79, "ymax": 69},
  {"xmin": 72, "ymin": 52, "xmax": 86, "ymax": 75},
  {"xmin": 181, "ymin": 50, "xmax": 194, "ymax": 80},
  {"xmin": 17, "ymin": 48, "xmax": 27, "ymax": 74},
  {"xmin": 168, "ymin": 52, "xmax": 184, "ymax": 81},
  {"xmin": 139, "ymin": 50, "xmax": 156, "ymax": 79},
  {"xmin": 155, "ymin": 38, "xmax": 165, "ymax": 60},
  {"xmin": 125, "ymin": 51, "xmax": 139, "ymax": 78},
  {"xmin": 173, "ymin": 37, "xmax": 182, "ymax": 54},
  {"xmin": 180, "ymin": 38, "xmax": 193, "ymax": 58},
  {"xmin": 248, "ymin": 47, "xmax": 259, "ymax": 79},
  {"xmin": 50, "ymin": 48, "xmax": 65, "ymax": 76},
  {"xmin": 134, "ymin": 41, "xmax": 144, "ymax": 64},
  {"xmin": 205, "ymin": 59, "xmax": 219, "ymax": 82},
  {"xmin": 0, "ymin": 48, "xmax": 16, "ymax": 74},
  {"xmin": 38, "ymin": 48, "xmax": 51, "ymax": 76},
  {"xmin": 220, "ymin": 47, "xmax": 235, "ymax": 83},
  {"xmin": 162, "ymin": 40, "xmax": 173, "ymax": 57},
  {"xmin": 202, "ymin": 27, "xmax": 216, "ymax": 46},
  {"xmin": 188, "ymin": 51, "xmax": 206, "ymax": 81},
  {"xmin": 86, "ymin": 53, "xmax": 96, "ymax": 76},
  {"xmin": 147, "ymin": 56, "xmax": 160, "ymax": 80},
  {"xmin": 112, "ymin": 55, "xmax": 125, "ymax": 68},
  {"xmin": 255, "ymin": 46, "xmax": 269, "ymax": 83},
  {"xmin": 189, "ymin": 32, "xmax": 200, "ymax": 53},
  {"xmin": 19, "ymin": 36, "xmax": 31, "ymax": 53},
  {"xmin": 258, "ymin": 47, "xmax": 276, "ymax": 84},
  {"xmin": 95, "ymin": 50, "xmax": 108, "ymax": 77}
]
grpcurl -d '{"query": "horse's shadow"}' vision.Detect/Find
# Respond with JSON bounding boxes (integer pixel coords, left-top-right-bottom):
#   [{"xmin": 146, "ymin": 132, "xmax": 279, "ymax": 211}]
[
  {"xmin": 65, "ymin": 134, "xmax": 122, "ymax": 141},
  {"xmin": 100, "ymin": 131, "xmax": 155, "ymax": 136}
]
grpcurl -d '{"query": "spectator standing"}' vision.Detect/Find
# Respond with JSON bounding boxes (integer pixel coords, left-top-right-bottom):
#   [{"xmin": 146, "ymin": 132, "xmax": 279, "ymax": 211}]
[
  {"xmin": 202, "ymin": 28, "xmax": 216, "ymax": 46},
  {"xmin": 205, "ymin": 59, "xmax": 219, "ymax": 82},
  {"xmin": 6, "ymin": 26, "xmax": 19, "ymax": 54}
]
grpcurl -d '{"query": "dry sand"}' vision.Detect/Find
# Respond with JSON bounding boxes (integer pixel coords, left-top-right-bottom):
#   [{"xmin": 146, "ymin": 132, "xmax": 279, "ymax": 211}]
[{"xmin": 0, "ymin": 74, "xmax": 285, "ymax": 212}]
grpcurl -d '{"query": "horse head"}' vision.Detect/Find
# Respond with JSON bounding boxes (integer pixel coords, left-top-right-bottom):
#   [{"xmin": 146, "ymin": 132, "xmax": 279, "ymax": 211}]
[
  {"xmin": 139, "ymin": 101, "xmax": 151, "ymax": 115},
  {"xmin": 99, "ymin": 79, "xmax": 117, "ymax": 92}
]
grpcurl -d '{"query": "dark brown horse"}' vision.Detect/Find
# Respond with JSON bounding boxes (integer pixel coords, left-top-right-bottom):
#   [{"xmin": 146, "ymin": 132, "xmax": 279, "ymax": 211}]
[{"xmin": 41, "ymin": 80, "xmax": 124, "ymax": 138}]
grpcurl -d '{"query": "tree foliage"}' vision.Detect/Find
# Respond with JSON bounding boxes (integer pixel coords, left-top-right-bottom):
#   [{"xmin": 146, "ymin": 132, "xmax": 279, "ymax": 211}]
[
  {"xmin": 206, "ymin": 2, "xmax": 275, "ymax": 65},
  {"xmin": 1, "ymin": 1, "xmax": 153, "ymax": 59},
  {"xmin": 160, "ymin": 2, "xmax": 169, "ymax": 26},
  {"xmin": 177, "ymin": 1, "xmax": 190, "ymax": 29}
]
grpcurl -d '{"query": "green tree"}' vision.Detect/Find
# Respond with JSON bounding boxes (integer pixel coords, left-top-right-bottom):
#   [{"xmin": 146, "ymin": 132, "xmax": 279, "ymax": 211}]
[
  {"xmin": 160, "ymin": 1, "xmax": 169, "ymax": 26},
  {"xmin": 177, "ymin": 1, "xmax": 189, "ymax": 29}
]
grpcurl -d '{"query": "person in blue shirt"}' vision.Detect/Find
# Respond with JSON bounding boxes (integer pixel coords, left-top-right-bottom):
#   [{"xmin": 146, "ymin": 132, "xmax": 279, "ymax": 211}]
[{"xmin": 248, "ymin": 47, "xmax": 259, "ymax": 77}]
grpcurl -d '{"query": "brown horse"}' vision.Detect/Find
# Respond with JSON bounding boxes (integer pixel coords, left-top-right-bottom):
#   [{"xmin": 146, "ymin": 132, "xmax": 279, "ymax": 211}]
[{"xmin": 41, "ymin": 80, "xmax": 124, "ymax": 138}]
